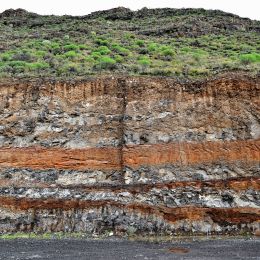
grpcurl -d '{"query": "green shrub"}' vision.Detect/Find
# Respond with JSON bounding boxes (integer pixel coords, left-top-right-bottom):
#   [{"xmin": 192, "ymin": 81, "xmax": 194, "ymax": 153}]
[
  {"xmin": 138, "ymin": 58, "xmax": 150, "ymax": 66},
  {"xmin": 114, "ymin": 55, "xmax": 124, "ymax": 63},
  {"xmin": 95, "ymin": 38, "xmax": 109, "ymax": 46},
  {"xmin": 57, "ymin": 63, "xmax": 79, "ymax": 75},
  {"xmin": 161, "ymin": 48, "xmax": 174, "ymax": 57},
  {"xmin": 147, "ymin": 43, "xmax": 158, "ymax": 52},
  {"xmin": 239, "ymin": 53, "xmax": 260, "ymax": 64},
  {"xmin": 151, "ymin": 68, "xmax": 172, "ymax": 76},
  {"xmin": 64, "ymin": 51, "xmax": 77, "ymax": 58},
  {"xmin": 8, "ymin": 61, "xmax": 27, "ymax": 67},
  {"xmin": 85, "ymin": 55, "xmax": 94, "ymax": 62},
  {"xmin": 51, "ymin": 42, "xmax": 60, "ymax": 48},
  {"xmin": 136, "ymin": 40, "xmax": 145, "ymax": 47},
  {"xmin": 5, "ymin": 61, "xmax": 27, "ymax": 73},
  {"xmin": 97, "ymin": 56, "xmax": 116, "ymax": 69},
  {"xmin": 138, "ymin": 56, "xmax": 151, "ymax": 67},
  {"xmin": 190, "ymin": 67, "xmax": 210, "ymax": 76},
  {"xmin": 124, "ymin": 33, "xmax": 135, "ymax": 40},
  {"xmin": 66, "ymin": 63, "xmax": 79, "ymax": 73},
  {"xmin": 26, "ymin": 62, "xmax": 49, "ymax": 71},
  {"xmin": 91, "ymin": 52, "xmax": 102, "ymax": 60},
  {"xmin": 138, "ymin": 48, "xmax": 149, "ymax": 55},
  {"xmin": 180, "ymin": 47, "xmax": 192, "ymax": 53},
  {"xmin": 1, "ymin": 53, "xmax": 12, "ymax": 61},
  {"xmin": 78, "ymin": 44, "xmax": 88, "ymax": 50},
  {"xmin": 35, "ymin": 50, "xmax": 47, "ymax": 57},
  {"xmin": 0, "ymin": 62, "xmax": 12, "ymax": 73},
  {"xmin": 42, "ymin": 40, "xmax": 51, "ymax": 46},
  {"xmin": 64, "ymin": 44, "xmax": 79, "ymax": 51},
  {"xmin": 95, "ymin": 46, "xmax": 111, "ymax": 55},
  {"xmin": 90, "ymin": 31, "xmax": 96, "ymax": 37},
  {"xmin": 112, "ymin": 45, "xmax": 129, "ymax": 56},
  {"xmin": 63, "ymin": 35, "xmax": 70, "ymax": 41},
  {"xmin": 193, "ymin": 49, "xmax": 208, "ymax": 56}
]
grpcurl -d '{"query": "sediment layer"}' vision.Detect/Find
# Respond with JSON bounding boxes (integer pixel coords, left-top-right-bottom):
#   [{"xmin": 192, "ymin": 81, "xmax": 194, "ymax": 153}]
[
  {"xmin": 0, "ymin": 74, "xmax": 259, "ymax": 235},
  {"xmin": 0, "ymin": 139, "xmax": 259, "ymax": 170}
]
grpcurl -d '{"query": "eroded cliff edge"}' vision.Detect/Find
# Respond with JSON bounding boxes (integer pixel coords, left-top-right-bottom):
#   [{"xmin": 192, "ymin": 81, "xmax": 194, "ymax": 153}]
[{"xmin": 0, "ymin": 74, "xmax": 259, "ymax": 235}]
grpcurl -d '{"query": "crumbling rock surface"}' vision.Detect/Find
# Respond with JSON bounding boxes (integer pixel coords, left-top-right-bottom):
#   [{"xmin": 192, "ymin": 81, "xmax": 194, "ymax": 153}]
[{"xmin": 0, "ymin": 74, "xmax": 259, "ymax": 235}]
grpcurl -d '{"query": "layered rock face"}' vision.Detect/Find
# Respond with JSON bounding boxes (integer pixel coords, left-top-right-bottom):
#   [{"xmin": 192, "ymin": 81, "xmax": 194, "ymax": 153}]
[{"xmin": 0, "ymin": 75, "xmax": 259, "ymax": 235}]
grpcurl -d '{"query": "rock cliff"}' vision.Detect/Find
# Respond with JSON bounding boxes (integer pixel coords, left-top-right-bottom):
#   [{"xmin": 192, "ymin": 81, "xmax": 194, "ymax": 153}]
[{"xmin": 0, "ymin": 74, "xmax": 259, "ymax": 235}]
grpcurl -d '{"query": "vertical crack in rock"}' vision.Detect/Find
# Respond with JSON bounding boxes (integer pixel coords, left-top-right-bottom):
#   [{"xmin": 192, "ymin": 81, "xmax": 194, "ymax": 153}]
[{"xmin": 117, "ymin": 78, "xmax": 127, "ymax": 184}]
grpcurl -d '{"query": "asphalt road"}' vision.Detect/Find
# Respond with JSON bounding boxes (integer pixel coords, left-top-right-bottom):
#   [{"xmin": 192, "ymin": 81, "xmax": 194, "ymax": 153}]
[{"xmin": 0, "ymin": 238, "xmax": 259, "ymax": 260}]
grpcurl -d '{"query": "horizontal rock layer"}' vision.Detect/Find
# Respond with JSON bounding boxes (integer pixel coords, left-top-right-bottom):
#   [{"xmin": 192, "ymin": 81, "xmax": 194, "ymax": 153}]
[
  {"xmin": 0, "ymin": 140, "xmax": 259, "ymax": 170},
  {"xmin": 0, "ymin": 75, "xmax": 259, "ymax": 235}
]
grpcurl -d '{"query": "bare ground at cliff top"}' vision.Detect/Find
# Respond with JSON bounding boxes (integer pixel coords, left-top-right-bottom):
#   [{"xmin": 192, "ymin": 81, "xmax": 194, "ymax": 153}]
[{"xmin": 0, "ymin": 237, "xmax": 259, "ymax": 260}]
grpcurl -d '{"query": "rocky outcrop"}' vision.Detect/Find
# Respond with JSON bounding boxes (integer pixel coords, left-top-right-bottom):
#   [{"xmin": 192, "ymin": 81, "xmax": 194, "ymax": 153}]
[{"xmin": 0, "ymin": 74, "xmax": 259, "ymax": 235}]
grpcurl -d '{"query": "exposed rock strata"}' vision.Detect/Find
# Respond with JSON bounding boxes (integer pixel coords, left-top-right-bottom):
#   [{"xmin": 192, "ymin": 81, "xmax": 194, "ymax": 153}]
[{"xmin": 0, "ymin": 74, "xmax": 259, "ymax": 235}]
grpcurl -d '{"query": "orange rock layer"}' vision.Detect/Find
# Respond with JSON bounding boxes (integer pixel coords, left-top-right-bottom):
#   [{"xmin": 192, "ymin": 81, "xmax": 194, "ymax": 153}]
[
  {"xmin": 0, "ymin": 139, "xmax": 259, "ymax": 170},
  {"xmin": 0, "ymin": 146, "xmax": 121, "ymax": 170},
  {"xmin": 124, "ymin": 140, "xmax": 260, "ymax": 168}
]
